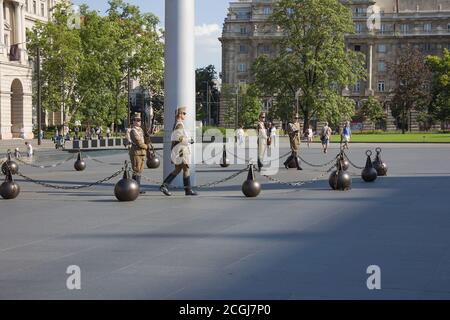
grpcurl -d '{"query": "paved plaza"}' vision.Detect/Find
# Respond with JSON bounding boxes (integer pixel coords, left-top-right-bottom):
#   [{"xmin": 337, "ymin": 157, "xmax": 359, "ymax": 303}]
[{"xmin": 0, "ymin": 139, "xmax": 450, "ymax": 299}]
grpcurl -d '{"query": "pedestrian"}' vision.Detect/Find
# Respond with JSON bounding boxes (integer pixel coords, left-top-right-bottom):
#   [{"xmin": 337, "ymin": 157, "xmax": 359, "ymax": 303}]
[
  {"xmin": 342, "ymin": 121, "xmax": 352, "ymax": 150},
  {"xmin": 14, "ymin": 147, "xmax": 21, "ymax": 158},
  {"xmin": 25, "ymin": 142, "xmax": 33, "ymax": 157},
  {"xmin": 307, "ymin": 125, "xmax": 313, "ymax": 148},
  {"xmin": 283, "ymin": 113, "xmax": 303, "ymax": 170},
  {"xmin": 128, "ymin": 113, "xmax": 150, "ymax": 194},
  {"xmin": 257, "ymin": 112, "xmax": 268, "ymax": 171},
  {"xmin": 160, "ymin": 107, "xmax": 197, "ymax": 196},
  {"xmin": 39, "ymin": 129, "xmax": 44, "ymax": 141},
  {"xmin": 270, "ymin": 123, "xmax": 277, "ymax": 148},
  {"xmin": 74, "ymin": 127, "xmax": 79, "ymax": 140},
  {"xmin": 320, "ymin": 121, "xmax": 333, "ymax": 154},
  {"xmin": 236, "ymin": 125, "xmax": 245, "ymax": 146},
  {"xmin": 106, "ymin": 127, "xmax": 111, "ymax": 138}
]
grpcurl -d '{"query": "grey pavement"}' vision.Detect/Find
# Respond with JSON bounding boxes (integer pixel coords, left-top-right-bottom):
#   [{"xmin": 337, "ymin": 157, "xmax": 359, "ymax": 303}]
[{"xmin": 1, "ymin": 138, "xmax": 450, "ymax": 299}]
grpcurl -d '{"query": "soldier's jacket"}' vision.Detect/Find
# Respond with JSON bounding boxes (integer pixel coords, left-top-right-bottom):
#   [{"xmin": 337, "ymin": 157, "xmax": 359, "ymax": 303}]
[
  {"xmin": 171, "ymin": 121, "xmax": 191, "ymax": 165},
  {"xmin": 288, "ymin": 122, "xmax": 301, "ymax": 150},
  {"xmin": 129, "ymin": 126, "xmax": 148, "ymax": 156}
]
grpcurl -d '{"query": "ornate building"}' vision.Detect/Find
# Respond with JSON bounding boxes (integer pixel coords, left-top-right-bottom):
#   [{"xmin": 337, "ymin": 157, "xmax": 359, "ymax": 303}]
[
  {"xmin": 0, "ymin": 0, "xmax": 57, "ymax": 139},
  {"xmin": 219, "ymin": 0, "xmax": 450, "ymax": 130}
]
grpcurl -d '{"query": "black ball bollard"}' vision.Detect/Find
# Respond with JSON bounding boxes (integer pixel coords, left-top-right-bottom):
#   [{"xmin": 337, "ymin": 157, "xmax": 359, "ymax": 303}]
[
  {"xmin": 114, "ymin": 169, "xmax": 140, "ymax": 202},
  {"xmin": 329, "ymin": 159, "xmax": 352, "ymax": 191},
  {"xmin": 220, "ymin": 146, "xmax": 230, "ymax": 168},
  {"xmin": 0, "ymin": 165, "xmax": 20, "ymax": 200},
  {"xmin": 338, "ymin": 152, "xmax": 350, "ymax": 171},
  {"xmin": 74, "ymin": 152, "xmax": 86, "ymax": 171},
  {"xmin": 373, "ymin": 147, "xmax": 388, "ymax": 176},
  {"xmin": 146, "ymin": 149, "xmax": 160, "ymax": 169},
  {"xmin": 361, "ymin": 150, "xmax": 378, "ymax": 182},
  {"xmin": 242, "ymin": 164, "xmax": 261, "ymax": 197},
  {"xmin": 1, "ymin": 152, "xmax": 18, "ymax": 175},
  {"xmin": 287, "ymin": 156, "xmax": 301, "ymax": 168}
]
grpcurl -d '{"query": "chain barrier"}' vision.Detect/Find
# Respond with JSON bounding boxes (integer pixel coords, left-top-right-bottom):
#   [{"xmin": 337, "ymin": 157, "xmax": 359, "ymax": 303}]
[
  {"xmin": 259, "ymin": 162, "xmax": 337, "ymax": 188},
  {"xmin": 299, "ymin": 154, "xmax": 339, "ymax": 168},
  {"xmin": 16, "ymin": 169, "xmax": 124, "ymax": 190},
  {"xmin": 141, "ymin": 167, "xmax": 249, "ymax": 189},
  {"xmin": 85, "ymin": 155, "xmax": 123, "ymax": 166},
  {"xmin": 15, "ymin": 155, "xmax": 76, "ymax": 169},
  {"xmin": 343, "ymin": 152, "xmax": 365, "ymax": 170}
]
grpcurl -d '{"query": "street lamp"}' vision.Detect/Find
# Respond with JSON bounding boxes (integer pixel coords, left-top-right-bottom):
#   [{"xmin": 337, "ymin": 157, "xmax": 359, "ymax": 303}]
[
  {"xmin": 295, "ymin": 88, "xmax": 303, "ymax": 115},
  {"xmin": 235, "ymin": 85, "xmax": 240, "ymax": 130}
]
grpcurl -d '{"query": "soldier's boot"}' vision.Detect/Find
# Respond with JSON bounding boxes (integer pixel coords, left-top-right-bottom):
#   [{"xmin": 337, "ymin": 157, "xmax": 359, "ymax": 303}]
[
  {"xmin": 160, "ymin": 173, "xmax": 176, "ymax": 196},
  {"xmin": 294, "ymin": 156, "xmax": 303, "ymax": 171},
  {"xmin": 284, "ymin": 155, "xmax": 293, "ymax": 169},
  {"xmin": 257, "ymin": 159, "xmax": 263, "ymax": 172},
  {"xmin": 135, "ymin": 176, "xmax": 146, "ymax": 194},
  {"xmin": 183, "ymin": 177, "xmax": 198, "ymax": 196}
]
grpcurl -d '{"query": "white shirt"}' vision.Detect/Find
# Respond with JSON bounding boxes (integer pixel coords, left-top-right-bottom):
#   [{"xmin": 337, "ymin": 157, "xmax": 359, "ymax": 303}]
[{"xmin": 27, "ymin": 144, "xmax": 33, "ymax": 156}]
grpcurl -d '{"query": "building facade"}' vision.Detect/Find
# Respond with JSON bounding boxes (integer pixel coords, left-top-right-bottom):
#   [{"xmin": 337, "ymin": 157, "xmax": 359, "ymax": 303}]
[
  {"xmin": 219, "ymin": 0, "xmax": 450, "ymax": 130},
  {"xmin": 0, "ymin": 0, "xmax": 57, "ymax": 139}
]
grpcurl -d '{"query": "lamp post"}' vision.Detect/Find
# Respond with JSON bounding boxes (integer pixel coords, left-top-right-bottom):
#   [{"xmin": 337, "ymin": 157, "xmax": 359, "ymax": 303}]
[
  {"xmin": 36, "ymin": 46, "xmax": 42, "ymax": 145},
  {"xmin": 235, "ymin": 85, "xmax": 239, "ymax": 130}
]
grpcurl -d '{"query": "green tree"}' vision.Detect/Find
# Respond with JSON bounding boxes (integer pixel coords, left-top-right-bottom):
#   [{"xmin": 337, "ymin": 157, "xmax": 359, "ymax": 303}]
[
  {"xmin": 390, "ymin": 47, "xmax": 432, "ymax": 133},
  {"xmin": 222, "ymin": 84, "xmax": 262, "ymax": 128},
  {"xmin": 195, "ymin": 65, "xmax": 220, "ymax": 124},
  {"xmin": 426, "ymin": 49, "xmax": 450, "ymax": 129},
  {"xmin": 358, "ymin": 96, "xmax": 385, "ymax": 131},
  {"xmin": 251, "ymin": 0, "xmax": 366, "ymax": 131},
  {"xmin": 27, "ymin": 1, "xmax": 164, "ymax": 130}
]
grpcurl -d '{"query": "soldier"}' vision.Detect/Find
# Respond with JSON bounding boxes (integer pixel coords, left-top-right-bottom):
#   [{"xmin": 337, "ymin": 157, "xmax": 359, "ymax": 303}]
[
  {"xmin": 283, "ymin": 113, "xmax": 303, "ymax": 170},
  {"xmin": 257, "ymin": 112, "xmax": 268, "ymax": 171},
  {"xmin": 129, "ymin": 113, "xmax": 149, "ymax": 194},
  {"xmin": 160, "ymin": 107, "xmax": 197, "ymax": 196}
]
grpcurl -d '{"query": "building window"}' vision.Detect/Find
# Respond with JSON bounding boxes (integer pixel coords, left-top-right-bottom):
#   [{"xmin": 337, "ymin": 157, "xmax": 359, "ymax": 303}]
[
  {"xmin": 378, "ymin": 61, "xmax": 386, "ymax": 72},
  {"xmin": 424, "ymin": 23, "xmax": 432, "ymax": 32},
  {"xmin": 447, "ymin": 23, "xmax": 450, "ymax": 30},
  {"xmin": 237, "ymin": 11, "xmax": 250, "ymax": 20},
  {"xmin": 377, "ymin": 81, "xmax": 385, "ymax": 92},
  {"xmin": 41, "ymin": 3, "xmax": 45, "ymax": 16},
  {"xmin": 240, "ymin": 27, "xmax": 247, "ymax": 35},
  {"xmin": 378, "ymin": 44, "xmax": 386, "ymax": 53},
  {"xmin": 423, "ymin": 43, "xmax": 432, "ymax": 52},
  {"xmin": 380, "ymin": 24, "xmax": 386, "ymax": 34},
  {"xmin": 239, "ymin": 45, "xmax": 247, "ymax": 54},
  {"xmin": 355, "ymin": 24, "xmax": 363, "ymax": 34},
  {"xmin": 353, "ymin": 81, "xmax": 361, "ymax": 93},
  {"xmin": 25, "ymin": 0, "xmax": 29, "ymax": 12},
  {"xmin": 400, "ymin": 24, "xmax": 409, "ymax": 34},
  {"xmin": 33, "ymin": 1, "xmax": 36, "ymax": 14},
  {"xmin": 238, "ymin": 63, "xmax": 247, "ymax": 73},
  {"xmin": 263, "ymin": 7, "xmax": 272, "ymax": 15},
  {"xmin": 354, "ymin": 45, "xmax": 361, "ymax": 52}
]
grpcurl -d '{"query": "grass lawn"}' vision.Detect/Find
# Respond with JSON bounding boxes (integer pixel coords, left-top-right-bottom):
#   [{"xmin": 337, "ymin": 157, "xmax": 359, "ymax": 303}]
[{"xmin": 321, "ymin": 133, "xmax": 450, "ymax": 143}]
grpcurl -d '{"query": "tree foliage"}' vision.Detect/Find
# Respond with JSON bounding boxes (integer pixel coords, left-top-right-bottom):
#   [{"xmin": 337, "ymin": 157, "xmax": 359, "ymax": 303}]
[
  {"xmin": 222, "ymin": 84, "xmax": 262, "ymax": 128},
  {"xmin": 195, "ymin": 65, "xmax": 220, "ymax": 124},
  {"xmin": 390, "ymin": 47, "xmax": 432, "ymax": 133},
  {"xmin": 27, "ymin": 0, "xmax": 164, "ymax": 129},
  {"xmin": 251, "ymin": 0, "xmax": 366, "ymax": 131},
  {"xmin": 358, "ymin": 95, "xmax": 385, "ymax": 129},
  {"xmin": 426, "ymin": 49, "xmax": 450, "ymax": 129}
]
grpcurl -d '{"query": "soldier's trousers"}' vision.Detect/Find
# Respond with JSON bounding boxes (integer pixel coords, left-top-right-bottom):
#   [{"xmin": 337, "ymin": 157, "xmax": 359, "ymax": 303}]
[
  {"xmin": 171, "ymin": 163, "xmax": 190, "ymax": 179},
  {"xmin": 130, "ymin": 154, "xmax": 145, "ymax": 176}
]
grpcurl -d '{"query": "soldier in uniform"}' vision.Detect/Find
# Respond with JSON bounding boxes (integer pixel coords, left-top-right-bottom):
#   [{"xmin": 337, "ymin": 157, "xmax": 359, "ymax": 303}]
[
  {"xmin": 129, "ymin": 113, "xmax": 149, "ymax": 194},
  {"xmin": 257, "ymin": 112, "xmax": 268, "ymax": 171},
  {"xmin": 283, "ymin": 113, "xmax": 303, "ymax": 170},
  {"xmin": 160, "ymin": 107, "xmax": 197, "ymax": 196}
]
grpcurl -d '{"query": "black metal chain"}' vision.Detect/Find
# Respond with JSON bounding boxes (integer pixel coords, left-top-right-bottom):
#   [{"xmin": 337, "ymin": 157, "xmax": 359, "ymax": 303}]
[
  {"xmin": 259, "ymin": 162, "xmax": 337, "ymax": 188},
  {"xmin": 16, "ymin": 169, "xmax": 124, "ymax": 190},
  {"xmin": 343, "ymin": 152, "xmax": 365, "ymax": 170},
  {"xmin": 298, "ymin": 153, "xmax": 340, "ymax": 168},
  {"xmin": 15, "ymin": 155, "xmax": 76, "ymax": 169},
  {"xmin": 140, "ymin": 167, "xmax": 248, "ymax": 189}
]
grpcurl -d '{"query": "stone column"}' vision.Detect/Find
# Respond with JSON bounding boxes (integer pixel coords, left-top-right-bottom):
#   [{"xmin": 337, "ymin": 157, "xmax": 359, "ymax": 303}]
[
  {"xmin": 21, "ymin": 3, "xmax": 26, "ymax": 63},
  {"xmin": 14, "ymin": 1, "xmax": 21, "ymax": 46},
  {"xmin": 0, "ymin": 0, "xmax": 5, "ymax": 56},
  {"xmin": 163, "ymin": 0, "xmax": 196, "ymax": 186}
]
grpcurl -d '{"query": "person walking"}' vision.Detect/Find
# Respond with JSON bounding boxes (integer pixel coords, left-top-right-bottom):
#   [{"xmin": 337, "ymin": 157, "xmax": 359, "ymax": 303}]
[
  {"xmin": 14, "ymin": 147, "xmax": 21, "ymax": 158},
  {"xmin": 342, "ymin": 121, "xmax": 352, "ymax": 150},
  {"xmin": 306, "ymin": 125, "xmax": 313, "ymax": 148},
  {"xmin": 160, "ymin": 107, "xmax": 197, "ymax": 196},
  {"xmin": 270, "ymin": 123, "xmax": 277, "ymax": 148},
  {"xmin": 25, "ymin": 142, "xmax": 33, "ymax": 157},
  {"xmin": 128, "ymin": 113, "xmax": 149, "ymax": 194},
  {"xmin": 236, "ymin": 125, "xmax": 245, "ymax": 146},
  {"xmin": 257, "ymin": 112, "xmax": 268, "ymax": 171},
  {"xmin": 320, "ymin": 122, "xmax": 332, "ymax": 154},
  {"xmin": 283, "ymin": 113, "xmax": 303, "ymax": 170},
  {"xmin": 106, "ymin": 127, "xmax": 111, "ymax": 138}
]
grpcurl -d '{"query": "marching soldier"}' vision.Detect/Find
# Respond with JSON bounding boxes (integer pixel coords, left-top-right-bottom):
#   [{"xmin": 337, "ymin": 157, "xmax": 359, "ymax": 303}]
[
  {"xmin": 283, "ymin": 113, "xmax": 303, "ymax": 170},
  {"xmin": 129, "ymin": 113, "xmax": 149, "ymax": 194},
  {"xmin": 160, "ymin": 107, "xmax": 197, "ymax": 196},
  {"xmin": 257, "ymin": 112, "xmax": 268, "ymax": 171}
]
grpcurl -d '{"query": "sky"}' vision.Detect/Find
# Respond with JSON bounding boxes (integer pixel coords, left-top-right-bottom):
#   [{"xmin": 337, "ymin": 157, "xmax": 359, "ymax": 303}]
[{"xmin": 72, "ymin": 0, "xmax": 231, "ymax": 73}]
